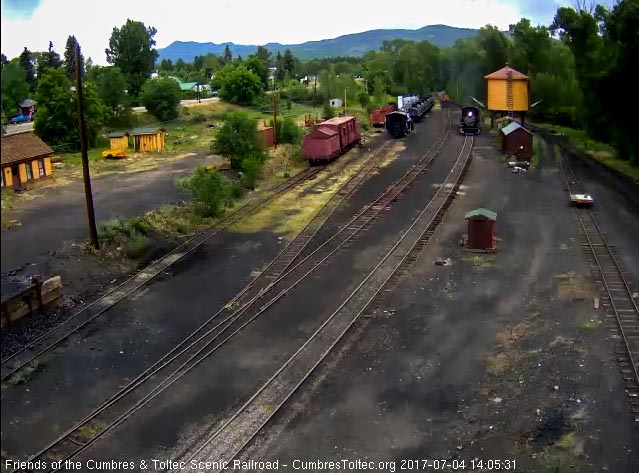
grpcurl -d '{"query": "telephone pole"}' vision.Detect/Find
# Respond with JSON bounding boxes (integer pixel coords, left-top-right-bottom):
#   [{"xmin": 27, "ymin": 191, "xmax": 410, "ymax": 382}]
[
  {"xmin": 273, "ymin": 92, "xmax": 278, "ymax": 148},
  {"xmin": 344, "ymin": 87, "xmax": 347, "ymax": 115},
  {"xmin": 75, "ymin": 41, "xmax": 99, "ymax": 249}
]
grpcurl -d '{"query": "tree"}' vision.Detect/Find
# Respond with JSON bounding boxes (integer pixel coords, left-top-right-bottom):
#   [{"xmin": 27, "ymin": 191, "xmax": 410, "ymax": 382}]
[
  {"xmin": 256, "ymin": 46, "xmax": 271, "ymax": 64},
  {"xmin": 178, "ymin": 166, "xmax": 233, "ymax": 217},
  {"xmin": 213, "ymin": 111, "xmax": 266, "ymax": 170},
  {"xmin": 64, "ymin": 36, "xmax": 84, "ymax": 81},
  {"xmin": 44, "ymin": 41, "xmax": 62, "ymax": 69},
  {"xmin": 510, "ymin": 19, "xmax": 552, "ymax": 75},
  {"xmin": 0, "ymin": 54, "xmax": 7, "ymax": 70},
  {"xmin": 34, "ymin": 68, "xmax": 107, "ymax": 147},
  {"xmin": 141, "ymin": 77, "xmax": 181, "ymax": 121},
  {"xmin": 1, "ymin": 61, "xmax": 30, "ymax": 114},
  {"xmin": 106, "ymin": 19, "xmax": 159, "ymax": 99},
  {"xmin": 275, "ymin": 51, "xmax": 284, "ymax": 81},
  {"xmin": 159, "ymin": 58, "xmax": 174, "ymax": 72},
  {"xmin": 19, "ymin": 47, "xmax": 35, "ymax": 90},
  {"xmin": 282, "ymin": 49, "xmax": 295, "ymax": 76},
  {"xmin": 217, "ymin": 65, "xmax": 263, "ymax": 105},
  {"xmin": 477, "ymin": 25, "xmax": 511, "ymax": 75},
  {"xmin": 97, "ymin": 66, "xmax": 129, "ymax": 113},
  {"xmin": 245, "ymin": 54, "xmax": 269, "ymax": 89},
  {"xmin": 222, "ymin": 45, "xmax": 232, "ymax": 65}
]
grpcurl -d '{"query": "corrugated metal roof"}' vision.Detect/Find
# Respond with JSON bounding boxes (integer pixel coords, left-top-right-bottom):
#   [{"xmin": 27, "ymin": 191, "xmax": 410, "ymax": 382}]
[
  {"xmin": 130, "ymin": 127, "xmax": 166, "ymax": 135},
  {"xmin": 501, "ymin": 121, "xmax": 532, "ymax": 136},
  {"xmin": 484, "ymin": 66, "xmax": 528, "ymax": 80},
  {"xmin": 1, "ymin": 131, "xmax": 53, "ymax": 166},
  {"xmin": 108, "ymin": 131, "xmax": 129, "ymax": 138},
  {"xmin": 315, "ymin": 127, "xmax": 338, "ymax": 136},
  {"xmin": 465, "ymin": 208, "xmax": 497, "ymax": 220}
]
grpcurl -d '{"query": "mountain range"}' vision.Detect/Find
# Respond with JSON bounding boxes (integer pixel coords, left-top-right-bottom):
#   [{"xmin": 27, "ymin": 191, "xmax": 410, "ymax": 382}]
[{"xmin": 157, "ymin": 24, "xmax": 480, "ymax": 63}]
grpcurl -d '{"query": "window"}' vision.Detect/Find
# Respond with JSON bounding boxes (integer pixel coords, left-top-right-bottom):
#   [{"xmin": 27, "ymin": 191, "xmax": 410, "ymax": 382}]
[
  {"xmin": 38, "ymin": 159, "xmax": 45, "ymax": 177},
  {"xmin": 25, "ymin": 162, "xmax": 33, "ymax": 180}
]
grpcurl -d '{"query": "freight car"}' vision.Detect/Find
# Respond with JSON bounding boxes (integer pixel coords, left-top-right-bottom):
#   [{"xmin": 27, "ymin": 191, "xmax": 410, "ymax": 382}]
[
  {"xmin": 302, "ymin": 115, "xmax": 362, "ymax": 164},
  {"xmin": 408, "ymin": 96, "xmax": 435, "ymax": 122},
  {"xmin": 385, "ymin": 111, "xmax": 414, "ymax": 138},
  {"xmin": 460, "ymin": 106, "xmax": 481, "ymax": 135},
  {"xmin": 369, "ymin": 103, "xmax": 397, "ymax": 127}
]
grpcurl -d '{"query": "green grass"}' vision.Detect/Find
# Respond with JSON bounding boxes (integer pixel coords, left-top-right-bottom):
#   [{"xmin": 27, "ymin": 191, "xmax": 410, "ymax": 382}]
[{"xmin": 536, "ymin": 122, "xmax": 639, "ymax": 180}]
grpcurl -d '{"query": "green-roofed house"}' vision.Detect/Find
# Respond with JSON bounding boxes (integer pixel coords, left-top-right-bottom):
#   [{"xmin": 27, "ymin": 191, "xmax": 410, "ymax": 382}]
[
  {"xmin": 130, "ymin": 127, "xmax": 167, "ymax": 153},
  {"xmin": 465, "ymin": 208, "xmax": 497, "ymax": 252},
  {"xmin": 179, "ymin": 82, "xmax": 199, "ymax": 92},
  {"xmin": 107, "ymin": 131, "xmax": 130, "ymax": 150}
]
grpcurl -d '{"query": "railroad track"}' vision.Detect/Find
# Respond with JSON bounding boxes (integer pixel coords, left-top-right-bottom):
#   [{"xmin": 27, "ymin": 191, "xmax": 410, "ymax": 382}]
[
  {"xmin": 173, "ymin": 134, "xmax": 474, "ymax": 473},
  {"xmin": 0, "ymin": 166, "xmax": 328, "ymax": 382},
  {"xmin": 559, "ymin": 155, "xmax": 639, "ymax": 423},
  {"xmin": 11, "ymin": 113, "xmax": 452, "ymax": 473}
]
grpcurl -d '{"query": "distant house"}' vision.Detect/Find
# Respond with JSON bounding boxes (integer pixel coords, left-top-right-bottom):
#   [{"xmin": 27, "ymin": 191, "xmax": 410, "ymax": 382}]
[
  {"xmin": 1, "ymin": 131, "xmax": 53, "ymax": 190},
  {"xmin": 329, "ymin": 98, "xmax": 343, "ymax": 108},
  {"xmin": 18, "ymin": 99, "xmax": 37, "ymax": 116},
  {"xmin": 130, "ymin": 127, "xmax": 167, "ymax": 153},
  {"xmin": 107, "ymin": 131, "xmax": 130, "ymax": 150}
]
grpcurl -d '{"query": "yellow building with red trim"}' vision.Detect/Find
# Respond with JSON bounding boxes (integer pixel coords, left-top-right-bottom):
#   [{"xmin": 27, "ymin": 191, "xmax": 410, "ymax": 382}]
[{"xmin": 1, "ymin": 131, "xmax": 54, "ymax": 190}]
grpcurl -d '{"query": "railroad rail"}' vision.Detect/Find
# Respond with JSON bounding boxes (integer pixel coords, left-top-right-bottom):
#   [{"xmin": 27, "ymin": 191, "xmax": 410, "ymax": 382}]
[
  {"xmin": 0, "ymin": 166, "xmax": 327, "ymax": 382},
  {"xmin": 559, "ymin": 155, "xmax": 639, "ymax": 423},
  {"xmin": 174, "ymin": 134, "xmax": 474, "ymax": 473},
  {"xmin": 13, "ymin": 113, "xmax": 452, "ymax": 472}
]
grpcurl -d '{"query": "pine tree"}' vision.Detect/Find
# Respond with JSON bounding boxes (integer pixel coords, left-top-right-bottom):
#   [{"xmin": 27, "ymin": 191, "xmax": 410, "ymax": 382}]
[
  {"xmin": 282, "ymin": 49, "xmax": 295, "ymax": 76},
  {"xmin": 222, "ymin": 45, "xmax": 232, "ymax": 65},
  {"xmin": 64, "ymin": 35, "xmax": 84, "ymax": 81},
  {"xmin": 19, "ymin": 47, "xmax": 35, "ymax": 89},
  {"xmin": 275, "ymin": 51, "xmax": 284, "ymax": 81}
]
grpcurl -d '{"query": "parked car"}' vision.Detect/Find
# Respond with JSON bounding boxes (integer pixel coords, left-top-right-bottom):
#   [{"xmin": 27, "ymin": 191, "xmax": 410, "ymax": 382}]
[
  {"xmin": 102, "ymin": 149, "xmax": 128, "ymax": 159},
  {"xmin": 9, "ymin": 114, "xmax": 31, "ymax": 124}
]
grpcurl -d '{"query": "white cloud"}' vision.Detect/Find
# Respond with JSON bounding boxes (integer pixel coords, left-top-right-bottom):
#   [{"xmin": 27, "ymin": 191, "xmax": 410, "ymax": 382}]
[{"xmin": 1, "ymin": 0, "xmax": 525, "ymax": 64}]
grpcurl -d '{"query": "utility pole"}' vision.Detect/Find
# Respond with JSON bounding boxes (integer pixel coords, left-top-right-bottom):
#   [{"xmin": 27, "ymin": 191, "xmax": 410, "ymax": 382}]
[
  {"xmin": 75, "ymin": 41, "xmax": 99, "ymax": 249},
  {"xmin": 344, "ymin": 87, "xmax": 347, "ymax": 115},
  {"xmin": 273, "ymin": 92, "xmax": 277, "ymax": 148}
]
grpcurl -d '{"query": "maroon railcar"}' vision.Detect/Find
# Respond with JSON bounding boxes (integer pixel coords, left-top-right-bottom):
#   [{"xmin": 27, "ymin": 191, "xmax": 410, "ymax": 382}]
[
  {"xmin": 369, "ymin": 104, "xmax": 397, "ymax": 127},
  {"xmin": 302, "ymin": 115, "xmax": 361, "ymax": 164}
]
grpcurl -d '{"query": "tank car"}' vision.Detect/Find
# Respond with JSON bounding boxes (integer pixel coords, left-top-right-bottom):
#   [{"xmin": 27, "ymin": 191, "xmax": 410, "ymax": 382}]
[{"xmin": 460, "ymin": 106, "xmax": 481, "ymax": 135}]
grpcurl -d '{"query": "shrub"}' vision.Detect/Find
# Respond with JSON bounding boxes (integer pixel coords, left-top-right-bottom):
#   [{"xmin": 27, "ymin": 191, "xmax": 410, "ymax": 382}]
[
  {"xmin": 178, "ymin": 166, "xmax": 231, "ymax": 217},
  {"xmin": 97, "ymin": 217, "xmax": 151, "ymax": 259},
  {"xmin": 213, "ymin": 111, "xmax": 266, "ymax": 170},
  {"xmin": 323, "ymin": 103, "xmax": 334, "ymax": 119},
  {"xmin": 240, "ymin": 153, "xmax": 264, "ymax": 189},
  {"xmin": 268, "ymin": 117, "xmax": 301, "ymax": 145}
]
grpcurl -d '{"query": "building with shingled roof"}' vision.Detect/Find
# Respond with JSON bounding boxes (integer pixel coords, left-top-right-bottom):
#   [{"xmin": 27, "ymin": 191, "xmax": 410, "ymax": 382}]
[
  {"xmin": 129, "ymin": 127, "xmax": 166, "ymax": 153},
  {"xmin": 1, "ymin": 131, "xmax": 53, "ymax": 190}
]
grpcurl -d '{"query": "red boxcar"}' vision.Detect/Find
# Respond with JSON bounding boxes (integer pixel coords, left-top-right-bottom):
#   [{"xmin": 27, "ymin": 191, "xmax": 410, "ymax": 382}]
[
  {"xmin": 303, "ymin": 115, "xmax": 361, "ymax": 164},
  {"xmin": 369, "ymin": 104, "xmax": 397, "ymax": 127}
]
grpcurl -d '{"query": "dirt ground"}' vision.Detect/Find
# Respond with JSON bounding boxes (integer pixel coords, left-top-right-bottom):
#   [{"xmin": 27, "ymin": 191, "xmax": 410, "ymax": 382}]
[{"xmin": 240, "ymin": 132, "xmax": 639, "ymax": 472}]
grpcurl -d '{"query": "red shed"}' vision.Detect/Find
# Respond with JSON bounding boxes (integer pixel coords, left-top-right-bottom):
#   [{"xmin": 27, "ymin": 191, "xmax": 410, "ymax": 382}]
[
  {"xmin": 257, "ymin": 126, "xmax": 275, "ymax": 148},
  {"xmin": 302, "ymin": 126, "xmax": 341, "ymax": 163},
  {"xmin": 465, "ymin": 208, "xmax": 497, "ymax": 252},
  {"xmin": 501, "ymin": 121, "xmax": 533, "ymax": 161}
]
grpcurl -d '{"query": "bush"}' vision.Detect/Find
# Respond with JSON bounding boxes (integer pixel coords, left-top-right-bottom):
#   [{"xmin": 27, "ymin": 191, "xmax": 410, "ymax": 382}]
[
  {"xmin": 268, "ymin": 117, "xmax": 301, "ymax": 145},
  {"xmin": 97, "ymin": 217, "xmax": 151, "ymax": 259},
  {"xmin": 213, "ymin": 111, "xmax": 266, "ymax": 170},
  {"xmin": 323, "ymin": 103, "xmax": 334, "ymax": 119},
  {"xmin": 141, "ymin": 77, "xmax": 181, "ymax": 122},
  {"xmin": 178, "ymin": 166, "xmax": 231, "ymax": 217},
  {"xmin": 240, "ymin": 153, "xmax": 264, "ymax": 189}
]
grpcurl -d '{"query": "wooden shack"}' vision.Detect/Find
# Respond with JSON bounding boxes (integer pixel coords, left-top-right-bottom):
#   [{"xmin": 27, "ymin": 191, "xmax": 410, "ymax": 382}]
[
  {"xmin": 501, "ymin": 121, "xmax": 533, "ymax": 161},
  {"xmin": 484, "ymin": 66, "xmax": 529, "ymax": 125},
  {"xmin": 130, "ymin": 127, "xmax": 166, "ymax": 153},
  {"xmin": 108, "ymin": 131, "xmax": 129, "ymax": 150},
  {"xmin": 257, "ymin": 126, "xmax": 275, "ymax": 148},
  {"xmin": 1, "ymin": 131, "xmax": 53, "ymax": 190},
  {"xmin": 465, "ymin": 208, "xmax": 497, "ymax": 252}
]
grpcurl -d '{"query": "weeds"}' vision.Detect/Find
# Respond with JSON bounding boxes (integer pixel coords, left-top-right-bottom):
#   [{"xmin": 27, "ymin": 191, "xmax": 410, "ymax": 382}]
[
  {"xmin": 2, "ymin": 360, "xmax": 45, "ymax": 387},
  {"xmin": 97, "ymin": 217, "xmax": 151, "ymax": 258}
]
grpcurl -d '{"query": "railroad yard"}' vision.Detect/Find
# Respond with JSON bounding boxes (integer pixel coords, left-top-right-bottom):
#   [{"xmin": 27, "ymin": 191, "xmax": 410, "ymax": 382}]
[{"xmin": 2, "ymin": 103, "xmax": 639, "ymax": 473}]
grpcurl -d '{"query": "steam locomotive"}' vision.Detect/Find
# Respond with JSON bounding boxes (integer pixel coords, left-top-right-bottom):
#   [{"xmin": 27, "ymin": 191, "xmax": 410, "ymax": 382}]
[{"xmin": 460, "ymin": 106, "xmax": 481, "ymax": 135}]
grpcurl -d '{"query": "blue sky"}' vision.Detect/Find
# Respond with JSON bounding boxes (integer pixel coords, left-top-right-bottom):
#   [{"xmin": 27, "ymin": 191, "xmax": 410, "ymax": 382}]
[{"xmin": 0, "ymin": 0, "xmax": 617, "ymax": 64}]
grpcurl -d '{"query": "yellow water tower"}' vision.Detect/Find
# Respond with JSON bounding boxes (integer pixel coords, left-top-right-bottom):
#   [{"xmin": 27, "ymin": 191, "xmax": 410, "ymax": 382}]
[{"xmin": 484, "ymin": 65, "xmax": 529, "ymax": 125}]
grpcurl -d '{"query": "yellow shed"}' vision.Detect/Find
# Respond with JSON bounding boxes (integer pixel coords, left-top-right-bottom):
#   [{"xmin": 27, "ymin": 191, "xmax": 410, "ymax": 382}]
[
  {"xmin": 484, "ymin": 66, "xmax": 529, "ymax": 112},
  {"xmin": 107, "ymin": 131, "xmax": 129, "ymax": 149},
  {"xmin": 130, "ymin": 127, "xmax": 167, "ymax": 153}
]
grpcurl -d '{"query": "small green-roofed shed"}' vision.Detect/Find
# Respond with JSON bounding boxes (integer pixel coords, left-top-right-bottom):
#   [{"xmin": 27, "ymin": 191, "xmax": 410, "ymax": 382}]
[
  {"xmin": 465, "ymin": 208, "xmax": 497, "ymax": 220},
  {"xmin": 130, "ymin": 127, "xmax": 166, "ymax": 153},
  {"xmin": 465, "ymin": 208, "xmax": 497, "ymax": 251}
]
